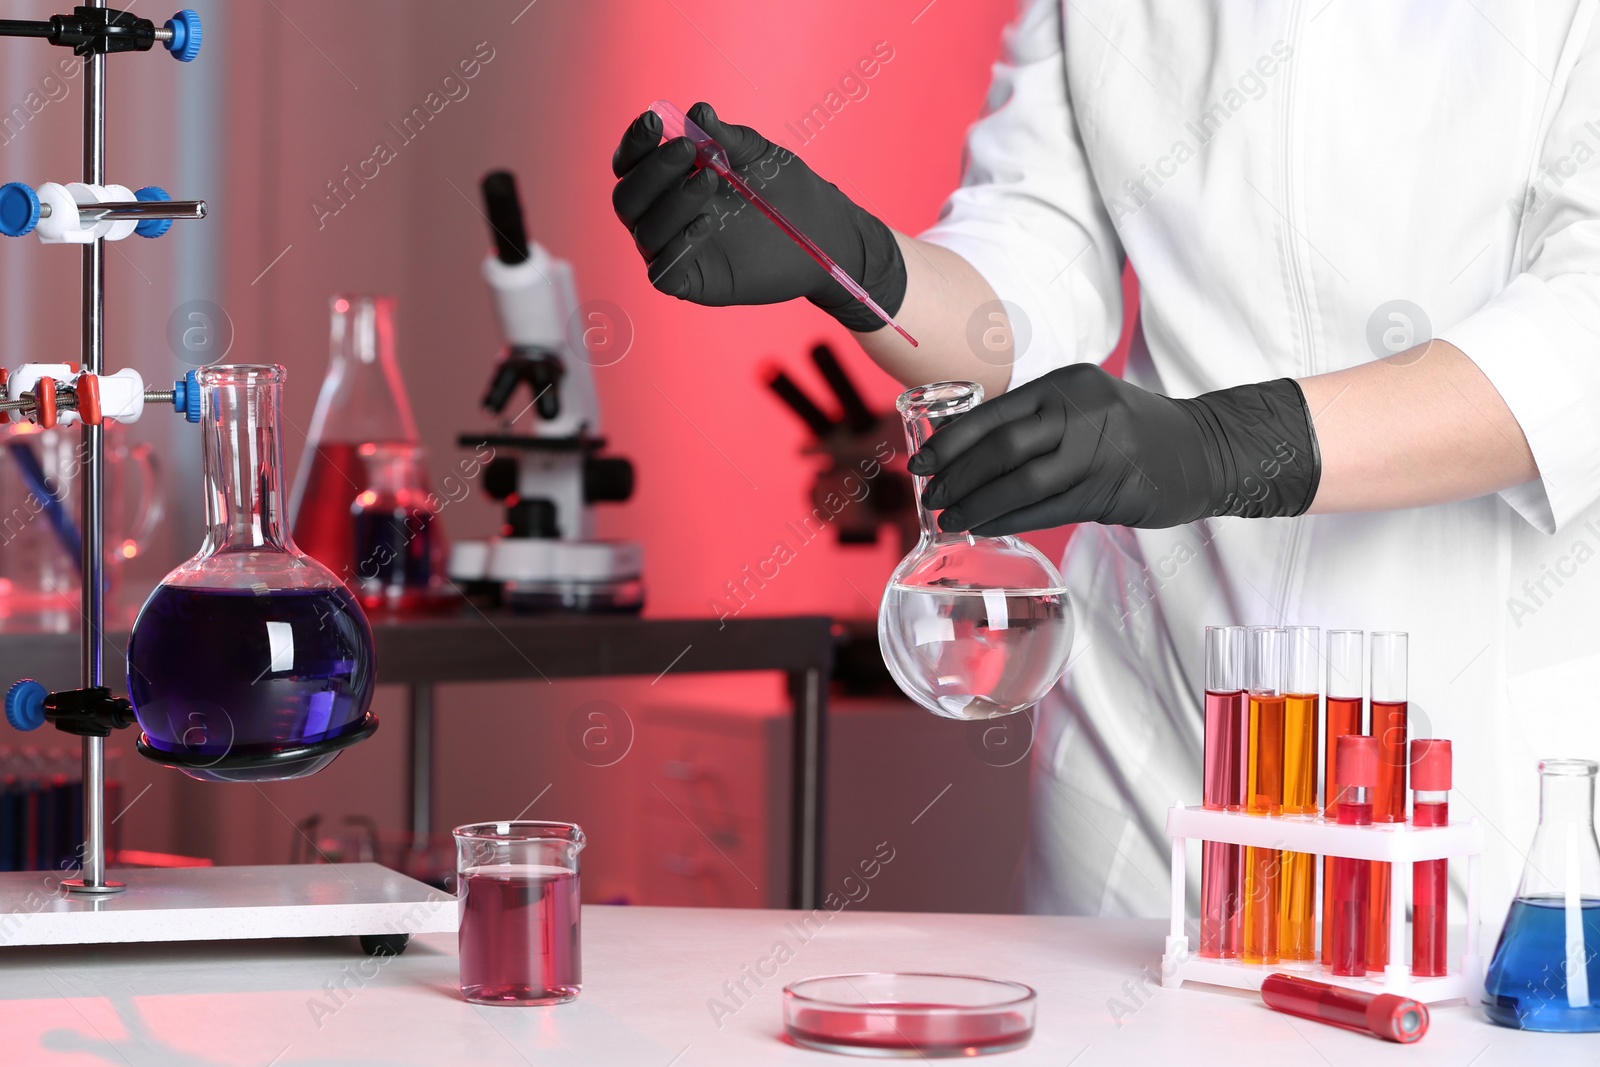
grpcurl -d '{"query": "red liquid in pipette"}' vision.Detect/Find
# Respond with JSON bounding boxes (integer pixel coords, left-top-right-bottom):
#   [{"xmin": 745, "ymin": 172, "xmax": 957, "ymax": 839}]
[{"xmin": 649, "ymin": 100, "xmax": 918, "ymax": 347}]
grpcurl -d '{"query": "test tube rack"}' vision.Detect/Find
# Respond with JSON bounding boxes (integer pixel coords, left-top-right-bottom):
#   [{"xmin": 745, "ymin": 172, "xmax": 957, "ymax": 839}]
[
  {"xmin": 0, "ymin": 4, "xmax": 453, "ymax": 954},
  {"xmin": 1162, "ymin": 804, "xmax": 1485, "ymax": 1004}
]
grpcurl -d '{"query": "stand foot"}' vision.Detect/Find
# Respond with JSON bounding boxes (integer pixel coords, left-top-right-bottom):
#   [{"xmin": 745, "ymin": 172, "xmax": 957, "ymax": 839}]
[
  {"xmin": 59, "ymin": 877, "xmax": 127, "ymax": 895},
  {"xmin": 361, "ymin": 933, "xmax": 410, "ymax": 957}
]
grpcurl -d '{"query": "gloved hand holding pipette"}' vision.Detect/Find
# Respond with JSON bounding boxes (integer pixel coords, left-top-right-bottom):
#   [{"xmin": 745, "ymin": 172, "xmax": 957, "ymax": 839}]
[{"xmin": 611, "ymin": 102, "xmax": 908, "ymax": 337}]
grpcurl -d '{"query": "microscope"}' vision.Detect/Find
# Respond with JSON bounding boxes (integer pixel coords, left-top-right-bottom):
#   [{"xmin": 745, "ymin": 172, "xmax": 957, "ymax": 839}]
[{"xmin": 447, "ymin": 171, "xmax": 641, "ymax": 612}]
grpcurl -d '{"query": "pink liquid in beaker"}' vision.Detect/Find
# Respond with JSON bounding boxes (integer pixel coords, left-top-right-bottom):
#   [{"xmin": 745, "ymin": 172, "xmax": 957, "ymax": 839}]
[{"xmin": 459, "ymin": 864, "xmax": 581, "ymax": 1005}]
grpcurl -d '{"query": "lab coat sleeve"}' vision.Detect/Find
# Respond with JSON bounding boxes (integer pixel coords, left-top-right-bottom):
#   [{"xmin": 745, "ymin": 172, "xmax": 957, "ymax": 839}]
[
  {"xmin": 918, "ymin": 0, "xmax": 1124, "ymax": 392},
  {"xmin": 1435, "ymin": 26, "xmax": 1600, "ymax": 534}
]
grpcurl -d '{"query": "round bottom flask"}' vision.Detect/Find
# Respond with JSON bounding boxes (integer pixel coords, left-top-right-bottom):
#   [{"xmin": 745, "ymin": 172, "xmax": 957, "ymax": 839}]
[
  {"xmin": 127, "ymin": 365, "xmax": 377, "ymax": 782},
  {"xmin": 878, "ymin": 382, "xmax": 1073, "ymax": 720}
]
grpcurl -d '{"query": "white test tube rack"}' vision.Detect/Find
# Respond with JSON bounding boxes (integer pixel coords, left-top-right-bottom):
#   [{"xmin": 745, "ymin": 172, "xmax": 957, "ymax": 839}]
[{"xmin": 1162, "ymin": 804, "xmax": 1485, "ymax": 1004}]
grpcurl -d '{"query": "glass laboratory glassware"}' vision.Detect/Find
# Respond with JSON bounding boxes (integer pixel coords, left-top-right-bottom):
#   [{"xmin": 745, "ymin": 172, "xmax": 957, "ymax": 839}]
[
  {"xmin": 877, "ymin": 382, "xmax": 1072, "ymax": 721},
  {"xmin": 1320, "ymin": 630, "xmax": 1363, "ymax": 965},
  {"xmin": 1243, "ymin": 625, "xmax": 1286, "ymax": 965},
  {"xmin": 1279, "ymin": 625, "xmax": 1319, "ymax": 961},
  {"xmin": 1483, "ymin": 759, "xmax": 1600, "ymax": 1032},
  {"xmin": 1330, "ymin": 735, "xmax": 1376, "ymax": 977},
  {"xmin": 0, "ymin": 422, "xmax": 162, "ymax": 623},
  {"xmin": 1410, "ymin": 738, "xmax": 1452, "ymax": 978},
  {"xmin": 126, "ymin": 365, "xmax": 377, "ymax": 783},
  {"xmin": 1201, "ymin": 624, "xmax": 1246, "ymax": 959},
  {"xmin": 784, "ymin": 973, "xmax": 1036, "ymax": 1056},
  {"xmin": 455, "ymin": 820, "xmax": 585, "ymax": 1005},
  {"xmin": 289, "ymin": 294, "xmax": 445, "ymax": 588},
  {"xmin": 1368, "ymin": 631, "xmax": 1408, "ymax": 971},
  {"xmin": 348, "ymin": 440, "xmax": 453, "ymax": 614}
]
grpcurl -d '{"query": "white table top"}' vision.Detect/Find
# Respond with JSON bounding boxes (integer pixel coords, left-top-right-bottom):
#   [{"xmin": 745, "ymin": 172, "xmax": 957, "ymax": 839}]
[{"xmin": 0, "ymin": 906, "xmax": 1593, "ymax": 1066}]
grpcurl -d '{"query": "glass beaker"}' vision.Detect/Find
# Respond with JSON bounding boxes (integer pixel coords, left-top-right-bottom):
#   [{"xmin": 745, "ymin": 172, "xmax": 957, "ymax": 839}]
[
  {"xmin": 289, "ymin": 294, "xmax": 445, "ymax": 585},
  {"xmin": 349, "ymin": 440, "xmax": 452, "ymax": 614},
  {"xmin": 1483, "ymin": 759, "xmax": 1600, "ymax": 1032},
  {"xmin": 455, "ymin": 820, "xmax": 585, "ymax": 1005},
  {"xmin": 0, "ymin": 422, "xmax": 162, "ymax": 624},
  {"xmin": 126, "ymin": 365, "xmax": 377, "ymax": 783},
  {"xmin": 877, "ymin": 381, "xmax": 1073, "ymax": 720}
]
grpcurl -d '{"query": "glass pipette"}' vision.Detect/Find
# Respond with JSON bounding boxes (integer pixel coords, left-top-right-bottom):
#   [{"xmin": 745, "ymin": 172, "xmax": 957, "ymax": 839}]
[{"xmin": 649, "ymin": 100, "xmax": 918, "ymax": 347}]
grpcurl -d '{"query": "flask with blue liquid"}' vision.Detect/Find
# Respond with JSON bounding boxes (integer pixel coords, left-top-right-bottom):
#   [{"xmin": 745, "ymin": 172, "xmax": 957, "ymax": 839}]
[{"xmin": 1483, "ymin": 758, "xmax": 1600, "ymax": 1032}]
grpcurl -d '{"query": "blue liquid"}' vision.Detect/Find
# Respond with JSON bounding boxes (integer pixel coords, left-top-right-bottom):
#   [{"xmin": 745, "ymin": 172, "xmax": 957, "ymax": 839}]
[
  {"xmin": 1483, "ymin": 896, "xmax": 1600, "ymax": 1032},
  {"xmin": 352, "ymin": 504, "xmax": 437, "ymax": 589},
  {"xmin": 127, "ymin": 585, "xmax": 375, "ymax": 783}
]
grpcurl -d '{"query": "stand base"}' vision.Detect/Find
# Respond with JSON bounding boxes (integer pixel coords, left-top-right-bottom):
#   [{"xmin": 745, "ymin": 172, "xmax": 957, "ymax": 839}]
[{"xmin": 0, "ymin": 863, "xmax": 456, "ymax": 948}]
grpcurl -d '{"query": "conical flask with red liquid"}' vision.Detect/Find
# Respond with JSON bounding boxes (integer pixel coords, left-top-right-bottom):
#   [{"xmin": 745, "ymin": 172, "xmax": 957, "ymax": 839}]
[
  {"xmin": 289, "ymin": 294, "xmax": 450, "ymax": 612},
  {"xmin": 126, "ymin": 365, "xmax": 377, "ymax": 782}
]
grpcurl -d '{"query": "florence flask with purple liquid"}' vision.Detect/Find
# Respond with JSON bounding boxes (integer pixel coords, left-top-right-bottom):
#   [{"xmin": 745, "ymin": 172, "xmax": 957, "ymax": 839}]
[{"xmin": 126, "ymin": 365, "xmax": 377, "ymax": 782}]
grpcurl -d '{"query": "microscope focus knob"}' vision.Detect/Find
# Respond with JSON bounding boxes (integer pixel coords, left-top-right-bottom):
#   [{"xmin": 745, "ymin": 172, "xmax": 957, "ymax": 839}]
[
  {"xmin": 5, "ymin": 679, "xmax": 48, "ymax": 732},
  {"xmin": 0, "ymin": 182, "xmax": 41, "ymax": 238},
  {"xmin": 164, "ymin": 10, "xmax": 202, "ymax": 62}
]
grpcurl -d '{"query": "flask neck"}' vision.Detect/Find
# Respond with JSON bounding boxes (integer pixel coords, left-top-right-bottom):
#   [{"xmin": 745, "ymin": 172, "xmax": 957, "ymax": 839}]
[
  {"xmin": 896, "ymin": 380, "xmax": 984, "ymax": 548},
  {"xmin": 1539, "ymin": 762, "xmax": 1597, "ymax": 828},
  {"xmin": 199, "ymin": 366, "xmax": 291, "ymax": 554}
]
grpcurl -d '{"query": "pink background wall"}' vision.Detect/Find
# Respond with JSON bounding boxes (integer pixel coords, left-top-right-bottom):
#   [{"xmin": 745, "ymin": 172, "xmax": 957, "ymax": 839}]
[{"xmin": 0, "ymin": 0, "xmax": 1132, "ymax": 893}]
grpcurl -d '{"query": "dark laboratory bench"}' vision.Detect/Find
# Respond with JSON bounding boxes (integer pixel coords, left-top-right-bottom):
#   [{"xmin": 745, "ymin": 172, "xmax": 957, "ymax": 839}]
[{"xmin": 0, "ymin": 612, "xmax": 835, "ymax": 909}]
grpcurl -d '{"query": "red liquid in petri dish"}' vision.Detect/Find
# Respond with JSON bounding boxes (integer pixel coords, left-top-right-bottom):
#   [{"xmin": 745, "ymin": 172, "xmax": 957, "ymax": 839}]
[
  {"xmin": 786, "ymin": 1004, "xmax": 1033, "ymax": 1055},
  {"xmin": 459, "ymin": 864, "xmax": 581, "ymax": 1004}
]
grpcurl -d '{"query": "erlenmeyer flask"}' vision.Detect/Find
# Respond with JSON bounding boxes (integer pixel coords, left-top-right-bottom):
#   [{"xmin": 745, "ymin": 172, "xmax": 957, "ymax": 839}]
[
  {"xmin": 126, "ymin": 365, "xmax": 377, "ymax": 783},
  {"xmin": 877, "ymin": 381, "xmax": 1073, "ymax": 720},
  {"xmin": 1483, "ymin": 759, "xmax": 1600, "ymax": 1032},
  {"xmin": 290, "ymin": 294, "xmax": 443, "ymax": 586}
]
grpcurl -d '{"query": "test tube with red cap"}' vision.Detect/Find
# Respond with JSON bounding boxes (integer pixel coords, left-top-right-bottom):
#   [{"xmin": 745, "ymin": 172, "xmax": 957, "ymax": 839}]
[
  {"xmin": 1368, "ymin": 632, "xmax": 1408, "ymax": 971},
  {"xmin": 1331, "ymin": 734, "xmax": 1377, "ymax": 976},
  {"xmin": 1201, "ymin": 625, "xmax": 1247, "ymax": 958},
  {"xmin": 1410, "ymin": 738, "xmax": 1452, "ymax": 977},
  {"xmin": 1261, "ymin": 973, "xmax": 1429, "ymax": 1043}
]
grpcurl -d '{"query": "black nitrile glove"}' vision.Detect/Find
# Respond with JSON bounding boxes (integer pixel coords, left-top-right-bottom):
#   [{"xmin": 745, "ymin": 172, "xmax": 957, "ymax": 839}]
[
  {"xmin": 909, "ymin": 364, "xmax": 1321, "ymax": 534},
  {"xmin": 610, "ymin": 103, "xmax": 906, "ymax": 332}
]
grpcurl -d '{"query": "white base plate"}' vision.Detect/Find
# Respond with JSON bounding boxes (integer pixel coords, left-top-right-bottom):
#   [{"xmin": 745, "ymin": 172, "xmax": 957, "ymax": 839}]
[{"xmin": 0, "ymin": 863, "xmax": 457, "ymax": 948}]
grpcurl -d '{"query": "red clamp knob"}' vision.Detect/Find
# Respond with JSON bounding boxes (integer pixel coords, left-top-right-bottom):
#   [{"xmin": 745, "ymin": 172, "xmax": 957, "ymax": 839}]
[
  {"xmin": 34, "ymin": 376, "xmax": 56, "ymax": 429},
  {"xmin": 74, "ymin": 372, "xmax": 102, "ymax": 425},
  {"xmin": 0, "ymin": 368, "xmax": 9, "ymax": 425}
]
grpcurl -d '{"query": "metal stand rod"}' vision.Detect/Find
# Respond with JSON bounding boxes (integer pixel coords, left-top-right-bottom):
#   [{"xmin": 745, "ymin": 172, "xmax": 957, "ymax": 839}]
[
  {"xmin": 408, "ymin": 684, "xmax": 435, "ymax": 842},
  {"xmin": 68, "ymin": 0, "xmax": 122, "ymax": 896}
]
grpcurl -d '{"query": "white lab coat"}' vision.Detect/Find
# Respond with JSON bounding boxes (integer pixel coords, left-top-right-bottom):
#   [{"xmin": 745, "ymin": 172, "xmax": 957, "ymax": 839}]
[{"xmin": 921, "ymin": 0, "xmax": 1600, "ymax": 925}]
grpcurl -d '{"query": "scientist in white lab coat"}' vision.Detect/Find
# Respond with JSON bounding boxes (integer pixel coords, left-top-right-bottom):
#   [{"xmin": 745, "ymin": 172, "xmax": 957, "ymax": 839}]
[{"xmin": 611, "ymin": 0, "xmax": 1600, "ymax": 919}]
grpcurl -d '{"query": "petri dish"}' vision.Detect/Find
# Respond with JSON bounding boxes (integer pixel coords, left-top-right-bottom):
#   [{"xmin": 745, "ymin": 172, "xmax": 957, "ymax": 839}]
[{"xmin": 783, "ymin": 972, "xmax": 1037, "ymax": 1057}]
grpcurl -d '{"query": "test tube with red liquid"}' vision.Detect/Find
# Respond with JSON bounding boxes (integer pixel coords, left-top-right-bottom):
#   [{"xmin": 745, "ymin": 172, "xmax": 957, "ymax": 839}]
[
  {"xmin": 1331, "ymin": 734, "xmax": 1377, "ymax": 976},
  {"xmin": 1320, "ymin": 630, "xmax": 1364, "ymax": 966},
  {"xmin": 1411, "ymin": 738, "xmax": 1452, "ymax": 977},
  {"xmin": 1201, "ymin": 625, "xmax": 1247, "ymax": 958},
  {"xmin": 1279, "ymin": 625, "xmax": 1320, "ymax": 961},
  {"xmin": 1368, "ymin": 632, "xmax": 1408, "ymax": 971},
  {"xmin": 1243, "ymin": 626, "xmax": 1287, "ymax": 964},
  {"xmin": 1261, "ymin": 973, "xmax": 1429, "ymax": 1043}
]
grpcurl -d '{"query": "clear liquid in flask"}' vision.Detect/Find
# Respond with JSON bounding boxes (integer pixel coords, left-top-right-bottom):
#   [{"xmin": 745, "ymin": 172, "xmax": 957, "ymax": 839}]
[{"xmin": 880, "ymin": 584, "xmax": 1071, "ymax": 720}]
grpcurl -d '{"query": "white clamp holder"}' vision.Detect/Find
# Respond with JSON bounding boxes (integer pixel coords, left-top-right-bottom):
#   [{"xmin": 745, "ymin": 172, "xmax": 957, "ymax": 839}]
[
  {"xmin": 0, "ymin": 181, "xmax": 205, "ymax": 243},
  {"xmin": 0, "ymin": 364, "xmax": 198, "ymax": 428}
]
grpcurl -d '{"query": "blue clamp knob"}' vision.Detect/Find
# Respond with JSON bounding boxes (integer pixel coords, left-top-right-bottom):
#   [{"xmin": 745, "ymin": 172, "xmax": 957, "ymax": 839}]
[
  {"xmin": 5, "ymin": 679, "xmax": 47, "ymax": 732},
  {"xmin": 171, "ymin": 369, "xmax": 201, "ymax": 423},
  {"xmin": 0, "ymin": 182, "xmax": 40, "ymax": 238},
  {"xmin": 164, "ymin": 10, "xmax": 202, "ymax": 62},
  {"xmin": 134, "ymin": 186, "xmax": 173, "ymax": 238}
]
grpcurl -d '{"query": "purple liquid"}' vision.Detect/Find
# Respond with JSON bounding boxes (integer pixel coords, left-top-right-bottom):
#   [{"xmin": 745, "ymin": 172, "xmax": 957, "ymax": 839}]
[
  {"xmin": 459, "ymin": 865, "xmax": 582, "ymax": 1005},
  {"xmin": 127, "ymin": 585, "xmax": 374, "ymax": 782},
  {"xmin": 351, "ymin": 504, "xmax": 438, "ymax": 590}
]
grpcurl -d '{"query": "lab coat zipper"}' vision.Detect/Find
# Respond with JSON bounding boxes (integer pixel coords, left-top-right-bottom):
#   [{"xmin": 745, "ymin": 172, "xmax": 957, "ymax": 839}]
[{"xmin": 1272, "ymin": 0, "xmax": 1311, "ymax": 623}]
